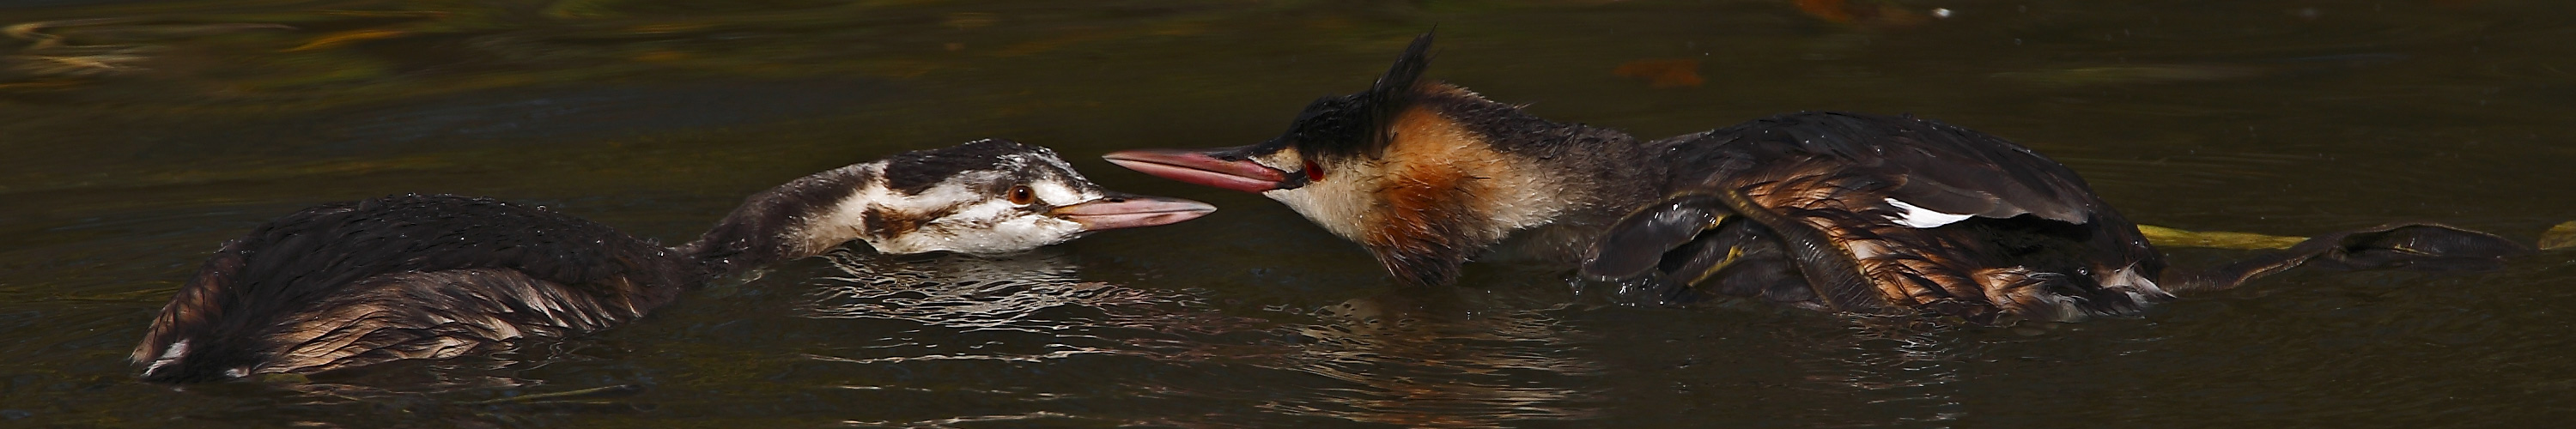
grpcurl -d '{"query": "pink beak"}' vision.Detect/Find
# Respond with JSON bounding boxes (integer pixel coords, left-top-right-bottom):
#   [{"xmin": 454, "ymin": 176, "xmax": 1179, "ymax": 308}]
[
  {"xmin": 1048, "ymin": 194, "xmax": 1218, "ymax": 231},
  {"xmin": 1101, "ymin": 148, "xmax": 1290, "ymax": 193}
]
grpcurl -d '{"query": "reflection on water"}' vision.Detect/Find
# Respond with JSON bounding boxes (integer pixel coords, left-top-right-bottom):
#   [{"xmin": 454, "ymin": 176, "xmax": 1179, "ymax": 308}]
[
  {"xmin": 1791, "ymin": 319, "xmax": 1973, "ymax": 428},
  {"xmin": 807, "ymin": 250, "xmax": 1191, "ymax": 332},
  {"xmin": 1257, "ymin": 293, "xmax": 1602, "ymax": 427},
  {"xmin": 0, "ymin": 0, "xmax": 1260, "ymax": 103},
  {"xmin": 3, "ymin": 18, "xmax": 282, "ymax": 79},
  {"xmin": 4, "ymin": 0, "xmax": 2574, "ymax": 426},
  {"xmin": 800, "ymin": 251, "xmax": 1604, "ymax": 427},
  {"xmin": 111, "ymin": 346, "xmax": 653, "ymax": 428},
  {"xmin": 802, "ymin": 249, "xmax": 1260, "ymax": 365}
]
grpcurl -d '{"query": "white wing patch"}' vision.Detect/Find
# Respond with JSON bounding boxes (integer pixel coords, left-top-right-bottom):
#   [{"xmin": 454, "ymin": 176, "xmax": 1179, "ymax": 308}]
[{"xmin": 1884, "ymin": 198, "xmax": 1975, "ymax": 228}]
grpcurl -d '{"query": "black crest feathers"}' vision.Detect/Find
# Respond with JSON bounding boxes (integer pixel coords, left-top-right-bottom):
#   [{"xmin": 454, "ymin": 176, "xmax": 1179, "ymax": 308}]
[
  {"xmin": 1276, "ymin": 32, "xmax": 1437, "ymax": 161},
  {"xmin": 1369, "ymin": 32, "xmax": 1435, "ymax": 118},
  {"xmin": 881, "ymin": 138, "xmax": 1049, "ymax": 194},
  {"xmin": 1360, "ymin": 32, "xmax": 1434, "ymax": 156}
]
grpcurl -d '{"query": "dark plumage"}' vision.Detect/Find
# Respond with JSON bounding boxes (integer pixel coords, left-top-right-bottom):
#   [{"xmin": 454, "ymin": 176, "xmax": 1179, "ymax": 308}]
[
  {"xmin": 1106, "ymin": 33, "xmax": 2524, "ymax": 324},
  {"xmin": 135, "ymin": 196, "xmax": 685, "ymax": 383},
  {"xmin": 134, "ymin": 139, "xmax": 1216, "ymax": 382},
  {"xmin": 1614, "ymin": 112, "xmax": 2170, "ymax": 323}
]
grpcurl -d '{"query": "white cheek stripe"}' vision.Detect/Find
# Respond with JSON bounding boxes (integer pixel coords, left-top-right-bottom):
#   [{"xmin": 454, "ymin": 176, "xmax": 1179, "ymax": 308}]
[
  {"xmin": 1885, "ymin": 198, "xmax": 1975, "ymax": 228},
  {"xmin": 860, "ymin": 174, "xmax": 1103, "ymax": 256},
  {"xmin": 1030, "ymin": 181, "xmax": 1091, "ymax": 206},
  {"xmin": 944, "ymin": 200, "xmax": 1017, "ymax": 222}
]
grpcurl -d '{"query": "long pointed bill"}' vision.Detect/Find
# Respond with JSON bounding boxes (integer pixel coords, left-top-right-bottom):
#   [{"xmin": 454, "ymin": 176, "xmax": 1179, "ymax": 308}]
[
  {"xmin": 1102, "ymin": 148, "xmax": 1288, "ymax": 193},
  {"xmin": 1048, "ymin": 194, "xmax": 1218, "ymax": 232}
]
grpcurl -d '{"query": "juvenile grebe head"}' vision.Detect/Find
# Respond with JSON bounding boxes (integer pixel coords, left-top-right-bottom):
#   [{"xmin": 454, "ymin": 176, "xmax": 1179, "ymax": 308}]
[{"xmin": 802, "ymin": 139, "xmax": 1217, "ymax": 257}]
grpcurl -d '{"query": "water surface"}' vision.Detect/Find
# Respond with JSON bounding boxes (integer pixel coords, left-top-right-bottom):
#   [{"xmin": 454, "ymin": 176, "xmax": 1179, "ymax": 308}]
[{"xmin": 3, "ymin": 0, "xmax": 2573, "ymax": 426}]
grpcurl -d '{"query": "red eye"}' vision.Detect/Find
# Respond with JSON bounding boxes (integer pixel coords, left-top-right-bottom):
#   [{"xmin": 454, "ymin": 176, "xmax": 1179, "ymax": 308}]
[
  {"xmin": 1301, "ymin": 160, "xmax": 1325, "ymax": 182},
  {"xmin": 1008, "ymin": 185, "xmax": 1035, "ymax": 205}
]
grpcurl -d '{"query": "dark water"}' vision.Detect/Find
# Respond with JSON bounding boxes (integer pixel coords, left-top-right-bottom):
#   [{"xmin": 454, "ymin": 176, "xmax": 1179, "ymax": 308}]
[{"xmin": 3, "ymin": 0, "xmax": 2573, "ymax": 426}]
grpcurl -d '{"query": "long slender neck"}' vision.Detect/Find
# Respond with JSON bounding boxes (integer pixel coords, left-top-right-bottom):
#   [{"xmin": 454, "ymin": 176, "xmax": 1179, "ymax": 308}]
[
  {"xmin": 1403, "ymin": 94, "xmax": 1705, "ymax": 277},
  {"xmin": 1434, "ymin": 91, "xmax": 1666, "ymax": 202},
  {"xmin": 1425, "ymin": 93, "xmax": 1668, "ymax": 238},
  {"xmin": 1334, "ymin": 90, "xmax": 1671, "ymax": 283},
  {"xmin": 676, "ymin": 163, "xmax": 881, "ymax": 280}
]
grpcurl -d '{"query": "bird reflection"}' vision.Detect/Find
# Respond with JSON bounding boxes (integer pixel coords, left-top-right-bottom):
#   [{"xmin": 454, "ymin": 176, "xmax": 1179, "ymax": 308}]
[
  {"xmin": 801, "ymin": 248, "xmax": 1258, "ymax": 340},
  {"xmin": 1257, "ymin": 290, "xmax": 1607, "ymax": 427},
  {"xmin": 798, "ymin": 251, "xmax": 1606, "ymax": 427},
  {"xmin": 1785, "ymin": 316, "xmax": 1977, "ymax": 428}
]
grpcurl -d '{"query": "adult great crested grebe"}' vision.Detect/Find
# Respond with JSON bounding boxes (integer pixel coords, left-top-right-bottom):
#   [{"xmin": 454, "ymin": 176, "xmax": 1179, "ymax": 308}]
[
  {"xmin": 1105, "ymin": 34, "xmax": 2524, "ymax": 325},
  {"xmin": 133, "ymin": 139, "xmax": 1216, "ymax": 383}
]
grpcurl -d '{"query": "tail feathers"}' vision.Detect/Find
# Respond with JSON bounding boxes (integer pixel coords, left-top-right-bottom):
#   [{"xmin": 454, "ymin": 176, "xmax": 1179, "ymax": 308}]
[
  {"xmin": 138, "ymin": 339, "xmax": 189, "ymax": 378},
  {"xmin": 136, "ymin": 249, "xmax": 252, "ymax": 383},
  {"xmin": 137, "ymin": 337, "xmax": 259, "ymax": 383}
]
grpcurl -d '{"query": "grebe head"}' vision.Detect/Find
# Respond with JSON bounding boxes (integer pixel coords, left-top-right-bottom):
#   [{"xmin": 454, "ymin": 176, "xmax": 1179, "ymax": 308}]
[
  {"xmin": 805, "ymin": 139, "xmax": 1216, "ymax": 256},
  {"xmin": 1101, "ymin": 33, "xmax": 1557, "ymax": 285},
  {"xmin": 1099, "ymin": 34, "xmax": 1439, "ymax": 240}
]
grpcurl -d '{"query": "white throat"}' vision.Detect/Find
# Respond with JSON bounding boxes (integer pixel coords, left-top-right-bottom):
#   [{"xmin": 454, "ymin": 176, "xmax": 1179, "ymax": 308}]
[{"xmin": 792, "ymin": 163, "xmax": 1102, "ymax": 257}]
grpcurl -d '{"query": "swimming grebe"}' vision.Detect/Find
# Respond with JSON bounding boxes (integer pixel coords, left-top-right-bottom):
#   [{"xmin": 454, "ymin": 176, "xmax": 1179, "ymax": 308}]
[
  {"xmin": 1104, "ymin": 34, "xmax": 2522, "ymax": 324},
  {"xmin": 133, "ymin": 139, "xmax": 1216, "ymax": 383}
]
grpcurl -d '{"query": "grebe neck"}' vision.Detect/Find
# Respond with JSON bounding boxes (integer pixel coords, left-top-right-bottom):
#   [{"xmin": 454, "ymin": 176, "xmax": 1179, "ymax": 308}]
[{"xmin": 677, "ymin": 163, "xmax": 882, "ymax": 279}]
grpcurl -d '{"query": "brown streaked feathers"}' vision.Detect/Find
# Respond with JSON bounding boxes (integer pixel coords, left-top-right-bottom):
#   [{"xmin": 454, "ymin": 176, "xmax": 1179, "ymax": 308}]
[
  {"xmin": 137, "ymin": 139, "xmax": 1218, "ymax": 382},
  {"xmin": 1151, "ymin": 32, "xmax": 2529, "ymax": 325},
  {"xmin": 134, "ymin": 195, "xmax": 691, "ymax": 382},
  {"xmin": 1641, "ymin": 112, "xmax": 2167, "ymax": 323}
]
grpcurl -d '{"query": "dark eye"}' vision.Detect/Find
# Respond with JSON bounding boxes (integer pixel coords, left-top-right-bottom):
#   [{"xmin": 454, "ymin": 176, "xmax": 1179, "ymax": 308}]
[
  {"xmin": 1007, "ymin": 185, "xmax": 1036, "ymax": 205},
  {"xmin": 1301, "ymin": 160, "xmax": 1325, "ymax": 182}
]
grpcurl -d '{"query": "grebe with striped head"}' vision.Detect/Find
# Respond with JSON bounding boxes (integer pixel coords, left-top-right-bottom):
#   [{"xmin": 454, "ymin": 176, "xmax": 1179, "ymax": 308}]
[{"xmin": 135, "ymin": 139, "xmax": 1214, "ymax": 382}]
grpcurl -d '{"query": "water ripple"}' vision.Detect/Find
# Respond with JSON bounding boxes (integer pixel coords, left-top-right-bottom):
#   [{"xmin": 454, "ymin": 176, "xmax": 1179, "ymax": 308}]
[{"xmin": 795, "ymin": 251, "xmax": 1606, "ymax": 427}]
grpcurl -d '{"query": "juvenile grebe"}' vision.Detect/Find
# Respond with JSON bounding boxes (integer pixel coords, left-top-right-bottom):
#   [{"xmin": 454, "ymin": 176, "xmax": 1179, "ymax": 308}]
[
  {"xmin": 133, "ymin": 139, "xmax": 1215, "ymax": 382},
  {"xmin": 1105, "ymin": 34, "xmax": 2522, "ymax": 324}
]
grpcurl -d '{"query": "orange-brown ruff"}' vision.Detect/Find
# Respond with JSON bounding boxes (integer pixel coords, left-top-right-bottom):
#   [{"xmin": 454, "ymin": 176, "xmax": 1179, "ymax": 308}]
[
  {"xmin": 1104, "ymin": 33, "xmax": 2527, "ymax": 325},
  {"xmin": 1356, "ymin": 100, "xmax": 1599, "ymax": 285}
]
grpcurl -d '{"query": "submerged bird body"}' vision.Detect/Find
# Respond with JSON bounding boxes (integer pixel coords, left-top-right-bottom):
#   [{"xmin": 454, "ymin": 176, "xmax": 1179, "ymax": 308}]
[
  {"xmin": 136, "ymin": 140, "xmax": 1215, "ymax": 383},
  {"xmin": 1107, "ymin": 34, "xmax": 2518, "ymax": 324},
  {"xmin": 135, "ymin": 196, "xmax": 684, "ymax": 383}
]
